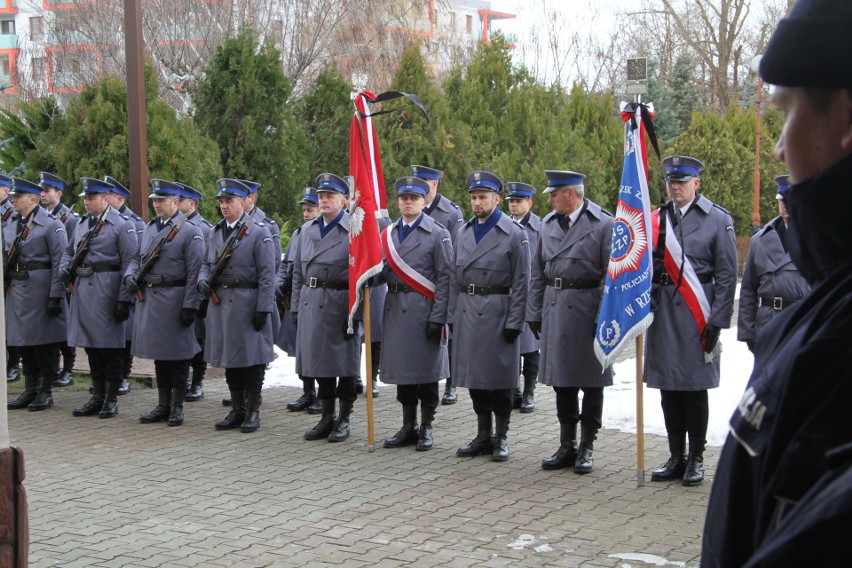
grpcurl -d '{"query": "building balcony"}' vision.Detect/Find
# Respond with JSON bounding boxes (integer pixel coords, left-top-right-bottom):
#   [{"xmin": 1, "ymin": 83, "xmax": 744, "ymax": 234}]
[
  {"xmin": 0, "ymin": 0, "xmax": 18, "ymax": 15},
  {"xmin": 0, "ymin": 33, "xmax": 17, "ymax": 49}
]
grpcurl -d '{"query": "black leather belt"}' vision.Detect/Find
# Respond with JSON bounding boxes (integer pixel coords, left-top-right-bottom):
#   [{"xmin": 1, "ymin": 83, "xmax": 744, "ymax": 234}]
[
  {"xmin": 14, "ymin": 261, "xmax": 51, "ymax": 271},
  {"xmin": 653, "ymin": 272, "xmax": 714, "ymax": 286},
  {"xmin": 143, "ymin": 278, "xmax": 187, "ymax": 288},
  {"xmin": 461, "ymin": 284, "xmax": 510, "ymax": 296},
  {"xmin": 307, "ymin": 277, "xmax": 347, "ymax": 290},
  {"xmin": 78, "ymin": 263, "xmax": 122, "ymax": 275},
  {"xmin": 547, "ymin": 277, "xmax": 600, "ymax": 290},
  {"xmin": 759, "ymin": 296, "xmax": 798, "ymax": 310},
  {"xmin": 388, "ymin": 282, "xmax": 414, "ymax": 293},
  {"xmin": 217, "ymin": 281, "xmax": 258, "ymax": 289}
]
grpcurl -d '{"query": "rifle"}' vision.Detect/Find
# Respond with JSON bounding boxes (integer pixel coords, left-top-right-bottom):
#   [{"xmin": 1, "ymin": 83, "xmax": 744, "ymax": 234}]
[
  {"xmin": 133, "ymin": 215, "xmax": 188, "ymax": 301},
  {"xmin": 206, "ymin": 208, "xmax": 256, "ymax": 305},
  {"xmin": 4, "ymin": 216, "xmax": 34, "ymax": 296},
  {"xmin": 65, "ymin": 209, "xmax": 107, "ymax": 294}
]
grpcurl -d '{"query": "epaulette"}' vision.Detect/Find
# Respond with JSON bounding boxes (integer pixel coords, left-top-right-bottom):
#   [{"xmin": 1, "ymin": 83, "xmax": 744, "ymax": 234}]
[
  {"xmin": 600, "ymin": 208, "xmax": 614, "ymax": 218},
  {"xmin": 147, "ymin": 218, "xmax": 158, "ymax": 226},
  {"xmin": 70, "ymin": 211, "xmax": 80, "ymax": 217},
  {"xmin": 712, "ymin": 203, "xmax": 732, "ymax": 217},
  {"xmin": 119, "ymin": 213, "xmax": 131, "ymax": 221},
  {"xmin": 265, "ymin": 217, "xmax": 277, "ymax": 225},
  {"xmin": 212, "ymin": 219, "xmax": 226, "ymax": 231},
  {"xmin": 201, "ymin": 219, "xmax": 213, "ymax": 228}
]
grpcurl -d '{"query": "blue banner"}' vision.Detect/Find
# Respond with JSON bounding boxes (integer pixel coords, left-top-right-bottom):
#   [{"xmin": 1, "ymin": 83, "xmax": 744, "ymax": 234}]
[{"xmin": 594, "ymin": 105, "xmax": 655, "ymax": 369}]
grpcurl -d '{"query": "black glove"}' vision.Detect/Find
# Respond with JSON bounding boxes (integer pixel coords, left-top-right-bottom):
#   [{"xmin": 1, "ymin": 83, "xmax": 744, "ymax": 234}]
[
  {"xmin": 252, "ymin": 311, "xmax": 269, "ymax": 332},
  {"xmin": 503, "ymin": 328, "xmax": 521, "ymax": 344},
  {"xmin": 113, "ymin": 301, "xmax": 131, "ymax": 323},
  {"xmin": 344, "ymin": 320, "xmax": 356, "ymax": 340},
  {"xmin": 275, "ymin": 284, "xmax": 287, "ymax": 304},
  {"xmin": 746, "ymin": 339, "xmax": 756, "ymax": 354},
  {"xmin": 47, "ymin": 297, "xmax": 62, "ymax": 317},
  {"xmin": 180, "ymin": 308, "xmax": 197, "ymax": 327},
  {"xmin": 58, "ymin": 266, "xmax": 74, "ymax": 284},
  {"xmin": 702, "ymin": 324, "xmax": 721, "ymax": 353},
  {"xmin": 197, "ymin": 279, "xmax": 212, "ymax": 296},
  {"xmin": 425, "ymin": 321, "xmax": 443, "ymax": 341},
  {"xmin": 292, "ymin": 312, "xmax": 298, "ymax": 327},
  {"xmin": 197, "ymin": 298, "xmax": 209, "ymax": 319},
  {"xmin": 528, "ymin": 321, "xmax": 541, "ymax": 340},
  {"xmin": 124, "ymin": 274, "xmax": 139, "ymax": 293}
]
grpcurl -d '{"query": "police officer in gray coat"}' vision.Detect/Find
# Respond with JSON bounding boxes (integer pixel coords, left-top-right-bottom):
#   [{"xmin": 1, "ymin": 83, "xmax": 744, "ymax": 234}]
[
  {"xmin": 278, "ymin": 187, "xmax": 320, "ymax": 412},
  {"xmin": 2, "ymin": 174, "xmax": 22, "ymax": 384},
  {"xmin": 38, "ymin": 172, "xmax": 79, "ymax": 388},
  {"xmin": 646, "ymin": 156, "xmax": 738, "ymax": 486},
  {"xmin": 198, "ymin": 179, "xmax": 276, "ymax": 433},
  {"xmin": 4, "ymin": 178, "xmax": 68, "ymax": 411},
  {"xmin": 413, "ymin": 165, "xmax": 464, "ymax": 405},
  {"xmin": 61, "ymin": 177, "xmax": 137, "ymax": 418},
  {"xmin": 125, "ymin": 180, "xmax": 205, "ymax": 427},
  {"xmin": 106, "ymin": 176, "xmax": 144, "ymax": 396},
  {"xmin": 737, "ymin": 175, "xmax": 809, "ymax": 353},
  {"xmin": 176, "ymin": 182, "xmax": 214, "ymax": 402},
  {"xmin": 241, "ymin": 179, "xmax": 282, "ymax": 269},
  {"xmin": 506, "ymin": 182, "xmax": 542, "ymax": 413},
  {"xmin": 377, "ymin": 176, "xmax": 452, "ymax": 451},
  {"xmin": 293, "ymin": 173, "xmax": 361, "ymax": 444},
  {"xmin": 450, "ymin": 170, "xmax": 530, "ymax": 462},
  {"xmin": 527, "ymin": 171, "xmax": 615, "ymax": 474}
]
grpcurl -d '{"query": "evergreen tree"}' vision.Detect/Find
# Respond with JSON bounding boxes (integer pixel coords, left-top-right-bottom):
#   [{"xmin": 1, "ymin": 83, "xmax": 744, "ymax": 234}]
[
  {"xmin": 296, "ymin": 63, "xmax": 352, "ymax": 182},
  {"xmin": 191, "ymin": 29, "xmax": 308, "ymax": 224}
]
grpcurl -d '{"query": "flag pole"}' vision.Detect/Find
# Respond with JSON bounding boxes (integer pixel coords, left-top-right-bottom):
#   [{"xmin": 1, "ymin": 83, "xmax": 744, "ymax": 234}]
[
  {"xmin": 364, "ymin": 291, "xmax": 375, "ymax": 452},
  {"xmin": 636, "ymin": 333, "xmax": 645, "ymax": 487}
]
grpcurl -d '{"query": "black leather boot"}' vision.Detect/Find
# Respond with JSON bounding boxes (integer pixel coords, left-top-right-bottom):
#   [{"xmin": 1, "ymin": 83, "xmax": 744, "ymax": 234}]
[
  {"xmin": 241, "ymin": 392, "xmax": 262, "ymax": 433},
  {"xmin": 416, "ymin": 404, "xmax": 436, "ymax": 451},
  {"xmin": 168, "ymin": 387, "xmax": 187, "ymax": 427},
  {"xmin": 287, "ymin": 379, "xmax": 315, "ymax": 412},
  {"xmin": 215, "ymin": 390, "xmax": 246, "ymax": 430},
  {"xmin": 73, "ymin": 380, "xmax": 105, "ymax": 416},
  {"xmin": 28, "ymin": 373, "xmax": 55, "ymax": 411},
  {"xmin": 99, "ymin": 381, "xmax": 120, "ymax": 418},
  {"xmin": 53, "ymin": 369, "xmax": 74, "ymax": 388},
  {"xmin": 8, "ymin": 373, "xmax": 39, "ymax": 410},
  {"xmin": 185, "ymin": 382, "xmax": 204, "ymax": 402},
  {"xmin": 457, "ymin": 414, "xmax": 493, "ymax": 456},
  {"xmin": 520, "ymin": 377, "xmax": 536, "ymax": 413},
  {"xmin": 140, "ymin": 385, "xmax": 171, "ymax": 423},
  {"xmin": 304, "ymin": 399, "xmax": 336, "ymax": 440},
  {"xmin": 329, "ymin": 399, "xmax": 353, "ymax": 442},
  {"xmin": 307, "ymin": 398, "xmax": 322, "ymax": 414},
  {"xmin": 651, "ymin": 435, "xmax": 687, "ymax": 481},
  {"xmin": 441, "ymin": 378, "xmax": 457, "ymax": 405},
  {"xmin": 541, "ymin": 423, "xmax": 578, "ymax": 470},
  {"xmin": 384, "ymin": 405, "xmax": 418, "ymax": 448},
  {"xmin": 355, "ymin": 377, "xmax": 364, "ymax": 394},
  {"xmin": 492, "ymin": 414, "xmax": 510, "ymax": 462},
  {"xmin": 682, "ymin": 438, "xmax": 705, "ymax": 486},
  {"xmin": 574, "ymin": 425, "xmax": 596, "ymax": 474}
]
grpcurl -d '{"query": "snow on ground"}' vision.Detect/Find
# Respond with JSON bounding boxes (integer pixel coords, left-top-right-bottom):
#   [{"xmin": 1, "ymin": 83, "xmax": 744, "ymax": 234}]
[{"xmin": 264, "ymin": 327, "xmax": 752, "ymax": 447}]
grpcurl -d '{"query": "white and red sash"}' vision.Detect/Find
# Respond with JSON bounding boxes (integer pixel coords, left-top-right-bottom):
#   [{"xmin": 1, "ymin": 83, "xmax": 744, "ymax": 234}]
[
  {"xmin": 380, "ymin": 224, "xmax": 435, "ymax": 300},
  {"xmin": 652, "ymin": 208, "xmax": 714, "ymax": 352}
]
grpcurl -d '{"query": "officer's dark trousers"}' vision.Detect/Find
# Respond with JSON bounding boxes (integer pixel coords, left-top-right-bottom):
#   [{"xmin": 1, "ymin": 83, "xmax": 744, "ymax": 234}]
[
  {"xmin": 521, "ymin": 351, "xmax": 540, "ymax": 381},
  {"xmin": 85, "ymin": 347, "xmax": 124, "ymax": 385},
  {"xmin": 122, "ymin": 340, "xmax": 134, "ymax": 378},
  {"xmin": 314, "ymin": 376, "xmax": 357, "ymax": 402},
  {"xmin": 20, "ymin": 344, "xmax": 60, "ymax": 388},
  {"xmin": 554, "ymin": 386, "xmax": 604, "ymax": 430},
  {"xmin": 469, "ymin": 388, "xmax": 513, "ymax": 418},
  {"xmin": 224, "ymin": 365, "xmax": 265, "ymax": 395},
  {"xmin": 659, "ymin": 389, "xmax": 708, "ymax": 453},
  {"xmin": 190, "ymin": 348, "xmax": 206, "ymax": 383},
  {"xmin": 7, "ymin": 346, "xmax": 20, "ymax": 371},
  {"xmin": 58, "ymin": 341, "xmax": 76, "ymax": 373},
  {"xmin": 154, "ymin": 360, "xmax": 191, "ymax": 390},
  {"xmin": 396, "ymin": 382, "xmax": 439, "ymax": 408}
]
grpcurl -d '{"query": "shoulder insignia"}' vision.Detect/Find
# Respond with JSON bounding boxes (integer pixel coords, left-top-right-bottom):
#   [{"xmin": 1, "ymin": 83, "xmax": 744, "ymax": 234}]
[
  {"xmin": 257, "ymin": 222, "xmax": 265, "ymax": 227},
  {"xmin": 522, "ymin": 239, "xmax": 530, "ymax": 246},
  {"xmin": 127, "ymin": 227, "xmax": 136, "ymax": 234},
  {"xmin": 726, "ymin": 225, "xmax": 734, "ymax": 232},
  {"xmin": 262, "ymin": 236, "xmax": 272, "ymax": 243},
  {"xmin": 55, "ymin": 226, "xmax": 65, "ymax": 233},
  {"xmin": 442, "ymin": 237, "xmax": 451, "ymax": 243},
  {"xmin": 193, "ymin": 234, "xmax": 203, "ymax": 240}
]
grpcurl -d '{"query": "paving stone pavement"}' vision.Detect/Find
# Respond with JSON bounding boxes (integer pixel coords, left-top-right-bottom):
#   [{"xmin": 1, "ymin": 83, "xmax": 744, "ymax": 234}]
[{"xmin": 7, "ymin": 364, "xmax": 717, "ymax": 568}]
